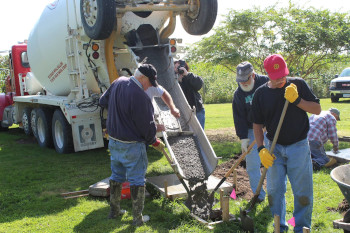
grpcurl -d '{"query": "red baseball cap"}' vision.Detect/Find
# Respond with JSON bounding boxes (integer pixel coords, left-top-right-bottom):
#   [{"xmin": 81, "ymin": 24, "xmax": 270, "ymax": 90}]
[{"xmin": 263, "ymin": 54, "xmax": 289, "ymax": 80}]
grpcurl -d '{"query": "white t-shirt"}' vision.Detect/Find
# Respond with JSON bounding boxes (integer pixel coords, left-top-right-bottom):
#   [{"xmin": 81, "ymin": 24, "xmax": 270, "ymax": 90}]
[{"xmin": 145, "ymin": 85, "xmax": 164, "ymax": 99}]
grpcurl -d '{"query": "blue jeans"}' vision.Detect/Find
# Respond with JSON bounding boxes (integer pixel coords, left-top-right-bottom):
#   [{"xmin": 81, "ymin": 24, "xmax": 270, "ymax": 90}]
[
  {"xmin": 266, "ymin": 138, "xmax": 313, "ymax": 233},
  {"xmin": 309, "ymin": 140, "xmax": 330, "ymax": 167},
  {"xmin": 109, "ymin": 139, "xmax": 148, "ymax": 186},
  {"xmin": 196, "ymin": 108, "xmax": 205, "ymax": 129},
  {"xmin": 246, "ymin": 129, "xmax": 266, "ymax": 200}
]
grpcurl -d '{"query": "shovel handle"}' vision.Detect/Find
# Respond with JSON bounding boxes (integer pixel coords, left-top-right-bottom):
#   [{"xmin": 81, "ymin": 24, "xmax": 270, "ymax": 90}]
[
  {"xmin": 209, "ymin": 138, "xmax": 260, "ymax": 197},
  {"xmin": 224, "ymin": 140, "xmax": 256, "ymax": 178},
  {"xmin": 249, "ymin": 100, "xmax": 289, "ymax": 210}
]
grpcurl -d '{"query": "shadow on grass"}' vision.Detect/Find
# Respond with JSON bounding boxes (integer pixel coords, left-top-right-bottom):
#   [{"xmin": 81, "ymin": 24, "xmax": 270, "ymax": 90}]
[{"xmin": 74, "ymin": 198, "xmax": 191, "ymax": 233}]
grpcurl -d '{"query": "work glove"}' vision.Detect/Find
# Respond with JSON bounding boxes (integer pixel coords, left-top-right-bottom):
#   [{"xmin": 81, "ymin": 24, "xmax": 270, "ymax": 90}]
[
  {"xmin": 152, "ymin": 138, "xmax": 165, "ymax": 152},
  {"xmin": 284, "ymin": 83, "xmax": 301, "ymax": 104},
  {"xmin": 258, "ymin": 146, "xmax": 276, "ymax": 169},
  {"xmin": 241, "ymin": 138, "xmax": 250, "ymax": 153}
]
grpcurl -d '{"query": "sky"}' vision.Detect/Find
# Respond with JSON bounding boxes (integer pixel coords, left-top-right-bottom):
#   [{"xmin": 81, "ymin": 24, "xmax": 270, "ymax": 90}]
[{"xmin": 0, "ymin": 0, "xmax": 349, "ymax": 52}]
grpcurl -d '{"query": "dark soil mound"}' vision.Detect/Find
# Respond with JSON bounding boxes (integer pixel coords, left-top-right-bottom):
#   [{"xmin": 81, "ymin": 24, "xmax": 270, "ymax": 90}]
[{"xmin": 212, "ymin": 157, "xmax": 266, "ymax": 200}]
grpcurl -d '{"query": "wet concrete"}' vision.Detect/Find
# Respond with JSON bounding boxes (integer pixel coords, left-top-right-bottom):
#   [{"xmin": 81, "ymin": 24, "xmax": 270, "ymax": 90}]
[
  {"xmin": 168, "ymin": 135, "xmax": 206, "ymax": 182},
  {"xmin": 168, "ymin": 135, "xmax": 214, "ymax": 219}
]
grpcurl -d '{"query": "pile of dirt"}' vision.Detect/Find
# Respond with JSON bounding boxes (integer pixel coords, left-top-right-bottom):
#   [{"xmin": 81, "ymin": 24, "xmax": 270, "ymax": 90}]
[
  {"xmin": 327, "ymin": 199, "xmax": 350, "ymax": 215},
  {"xmin": 205, "ymin": 128, "xmax": 237, "ymax": 143},
  {"xmin": 212, "ymin": 156, "xmax": 266, "ymax": 200},
  {"xmin": 205, "ymin": 128, "xmax": 262, "ymax": 200},
  {"xmin": 338, "ymin": 199, "xmax": 350, "ymax": 214}
]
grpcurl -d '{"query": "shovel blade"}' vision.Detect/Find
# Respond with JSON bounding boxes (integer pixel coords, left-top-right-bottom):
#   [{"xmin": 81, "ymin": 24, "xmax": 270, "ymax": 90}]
[{"xmin": 240, "ymin": 208, "xmax": 254, "ymax": 232}]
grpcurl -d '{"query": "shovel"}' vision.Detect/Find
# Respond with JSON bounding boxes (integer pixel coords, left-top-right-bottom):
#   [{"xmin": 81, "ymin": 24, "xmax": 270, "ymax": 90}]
[
  {"xmin": 208, "ymin": 129, "xmax": 267, "ymax": 201},
  {"xmin": 240, "ymin": 100, "xmax": 289, "ymax": 232},
  {"xmin": 207, "ymin": 139, "xmax": 257, "ymax": 204}
]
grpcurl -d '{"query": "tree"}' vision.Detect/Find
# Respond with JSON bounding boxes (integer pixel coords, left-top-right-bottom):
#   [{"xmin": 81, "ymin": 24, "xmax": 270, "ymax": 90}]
[
  {"xmin": 0, "ymin": 55, "xmax": 9, "ymax": 93},
  {"xmin": 186, "ymin": 3, "xmax": 350, "ymax": 79}
]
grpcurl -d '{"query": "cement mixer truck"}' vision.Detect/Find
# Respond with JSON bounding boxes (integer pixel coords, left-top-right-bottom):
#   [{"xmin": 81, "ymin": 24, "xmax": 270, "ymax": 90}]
[{"xmin": 0, "ymin": 0, "xmax": 218, "ymax": 177}]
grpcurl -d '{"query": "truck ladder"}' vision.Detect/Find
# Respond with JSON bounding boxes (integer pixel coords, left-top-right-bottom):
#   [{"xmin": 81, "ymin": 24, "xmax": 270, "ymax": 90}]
[{"xmin": 65, "ymin": 30, "xmax": 89, "ymax": 101}]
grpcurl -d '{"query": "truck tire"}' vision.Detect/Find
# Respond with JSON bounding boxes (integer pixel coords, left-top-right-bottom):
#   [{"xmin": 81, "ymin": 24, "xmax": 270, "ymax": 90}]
[
  {"xmin": 36, "ymin": 108, "xmax": 53, "ymax": 148},
  {"xmin": 22, "ymin": 107, "xmax": 32, "ymax": 136},
  {"xmin": 31, "ymin": 109, "xmax": 38, "ymax": 139},
  {"xmin": 52, "ymin": 110, "xmax": 74, "ymax": 154},
  {"xmin": 180, "ymin": 0, "xmax": 218, "ymax": 35},
  {"xmin": 80, "ymin": 0, "xmax": 116, "ymax": 40},
  {"xmin": 331, "ymin": 96, "xmax": 339, "ymax": 103},
  {"xmin": 0, "ymin": 122, "xmax": 9, "ymax": 131}
]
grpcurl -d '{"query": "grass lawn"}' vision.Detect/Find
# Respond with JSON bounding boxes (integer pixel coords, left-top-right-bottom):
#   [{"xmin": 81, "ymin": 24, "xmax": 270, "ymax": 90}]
[
  {"xmin": 205, "ymin": 98, "xmax": 350, "ymax": 137},
  {"xmin": 0, "ymin": 98, "xmax": 349, "ymax": 232}
]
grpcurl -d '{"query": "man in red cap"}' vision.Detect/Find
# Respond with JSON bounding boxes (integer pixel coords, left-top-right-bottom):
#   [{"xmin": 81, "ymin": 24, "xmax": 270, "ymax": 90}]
[
  {"xmin": 99, "ymin": 63, "xmax": 165, "ymax": 226},
  {"xmin": 251, "ymin": 54, "xmax": 321, "ymax": 232}
]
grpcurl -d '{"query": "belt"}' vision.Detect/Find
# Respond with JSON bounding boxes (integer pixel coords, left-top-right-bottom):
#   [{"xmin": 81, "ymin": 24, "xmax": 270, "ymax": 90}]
[{"xmin": 109, "ymin": 136, "xmax": 138, "ymax": 144}]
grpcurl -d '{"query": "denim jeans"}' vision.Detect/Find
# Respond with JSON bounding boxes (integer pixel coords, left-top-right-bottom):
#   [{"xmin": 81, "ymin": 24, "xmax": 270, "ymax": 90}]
[
  {"xmin": 309, "ymin": 140, "xmax": 330, "ymax": 167},
  {"xmin": 266, "ymin": 138, "xmax": 313, "ymax": 233},
  {"xmin": 196, "ymin": 108, "xmax": 205, "ymax": 129},
  {"xmin": 109, "ymin": 139, "xmax": 148, "ymax": 186},
  {"xmin": 246, "ymin": 129, "xmax": 266, "ymax": 200}
]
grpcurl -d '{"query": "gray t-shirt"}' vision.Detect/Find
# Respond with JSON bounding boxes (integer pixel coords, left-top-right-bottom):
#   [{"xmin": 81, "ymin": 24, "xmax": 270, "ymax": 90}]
[{"xmin": 145, "ymin": 85, "xmax": 164, "ymax": 99}]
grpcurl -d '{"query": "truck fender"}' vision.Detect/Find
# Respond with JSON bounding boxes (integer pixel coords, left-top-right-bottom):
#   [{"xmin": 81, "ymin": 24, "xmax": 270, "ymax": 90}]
[{"xmin": 0, "ymin": 93, "xmax": 11, "ymax": 121}]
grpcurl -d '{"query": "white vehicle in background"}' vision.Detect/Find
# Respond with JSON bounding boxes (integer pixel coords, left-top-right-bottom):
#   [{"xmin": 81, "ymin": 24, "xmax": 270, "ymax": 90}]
[{"xmin": 329, "ymin": 67, "xmax": 350, "ymax": 102}]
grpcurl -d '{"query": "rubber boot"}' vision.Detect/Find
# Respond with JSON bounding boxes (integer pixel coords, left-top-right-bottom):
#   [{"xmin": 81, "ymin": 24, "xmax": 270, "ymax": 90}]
[
  {"xmin": 131, "ymin": 185, "xmax": 150, "ymax": 226},
  {"xmin": 108, "ymin": 180, "xmax": 126, "ymax": 219}
]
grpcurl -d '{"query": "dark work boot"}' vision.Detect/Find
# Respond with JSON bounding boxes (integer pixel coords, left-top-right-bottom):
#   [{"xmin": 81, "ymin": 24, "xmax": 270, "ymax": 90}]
[
  {"xmin": 108, "ymin": 180, "xmax": 126, "ymax": 219},
  {"xmin": 131, "ymin": 185, "xmax": 150, "ymax": 226}
]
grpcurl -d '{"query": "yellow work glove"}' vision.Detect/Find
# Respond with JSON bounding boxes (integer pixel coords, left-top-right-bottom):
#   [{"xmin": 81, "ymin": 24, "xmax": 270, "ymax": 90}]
[
  {"xmin": 258, "ymin": 146, "xmax": 276, "ymax": 169},
  {"xmin": 284, "ymin": 83, "xmax": 301, "ymax": 104},
  {"xmin": 152, "ymin": 138, "xmax": 165, "ymax": 152}
]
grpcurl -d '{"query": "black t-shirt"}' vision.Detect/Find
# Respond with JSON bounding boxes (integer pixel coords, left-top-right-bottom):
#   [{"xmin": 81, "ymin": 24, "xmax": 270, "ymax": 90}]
[{"xmin": 252, "ymin": 77, "xmax": 320, "ymax": 145}]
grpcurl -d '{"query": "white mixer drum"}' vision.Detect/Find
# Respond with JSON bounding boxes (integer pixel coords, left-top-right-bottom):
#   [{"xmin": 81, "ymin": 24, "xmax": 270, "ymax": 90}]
[{"xmin": 27, "ymin": 0, "xmax": 91, "ymax": 96}]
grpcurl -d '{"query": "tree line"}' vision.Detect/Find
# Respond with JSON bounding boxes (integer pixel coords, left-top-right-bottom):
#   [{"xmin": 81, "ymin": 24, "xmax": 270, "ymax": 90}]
[
  {"xmin": 185, "ymin": 3, "xmax": 350, "ymax": 103},
  {"xmin": 1, "ymin": 3, "xmax": 350, "ymax": 103}
]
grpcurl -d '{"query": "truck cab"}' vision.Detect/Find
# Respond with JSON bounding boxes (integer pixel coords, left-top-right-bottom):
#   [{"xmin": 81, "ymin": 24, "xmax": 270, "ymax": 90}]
[
  {"xmin": 329, "ymin": 67, "xmax": 350, "ymax": 102},
  {"xmin": 0, "ymin": 44, "xmax": 31, "ymax": 129}
]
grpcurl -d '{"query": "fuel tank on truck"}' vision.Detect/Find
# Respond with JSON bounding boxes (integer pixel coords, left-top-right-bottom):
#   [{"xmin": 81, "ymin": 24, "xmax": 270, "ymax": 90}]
[{"xmin": 27, "ymin": 0, "xmax": 99, "ymax": 96}]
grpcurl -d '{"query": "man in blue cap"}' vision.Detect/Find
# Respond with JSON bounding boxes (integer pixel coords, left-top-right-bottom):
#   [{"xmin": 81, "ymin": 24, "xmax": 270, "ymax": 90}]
[{"xmin": 232, "ymin": 61, "xmax": 269, "ymax": 203}]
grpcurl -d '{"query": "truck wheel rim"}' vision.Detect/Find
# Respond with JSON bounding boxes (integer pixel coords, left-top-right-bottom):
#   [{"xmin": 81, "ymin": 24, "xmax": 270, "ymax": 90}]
[
  {"xmin": 187, "ymin": 0, "xmax": 200, "ymax": 19},
  {"xmin": 37, "ymin": 118, "xmax": 45, "ymax": 142},
  {"xmin": 54, "ymin": 121, "xmax": 64, "ymax": 149},
  {"xmin": 82, "ymin": 0, "xmax": 98, "ymax": 27}
]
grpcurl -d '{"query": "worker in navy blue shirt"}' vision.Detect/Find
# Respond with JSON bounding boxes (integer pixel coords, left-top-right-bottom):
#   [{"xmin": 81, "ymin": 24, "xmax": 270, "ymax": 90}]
[
  {"xmin": 232, "ymin": 61, "xmax": 269, "ymax": 203},
  {"xmin": 252, "ymin": 54, "xmax": 321, "ymax": 233},
  {"xmin": 99, "ymin": 64, "xmax": 165, "ymax": 226},
  {"xmin": 174, "ymin": 60, "xmax": 205, "ymax": 129}
]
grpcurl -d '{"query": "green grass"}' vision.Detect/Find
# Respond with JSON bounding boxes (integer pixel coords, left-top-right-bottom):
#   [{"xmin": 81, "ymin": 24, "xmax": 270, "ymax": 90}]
[
  {"xmin": 205, "ymin": 98, "xmax": 350, "ymax": 136},
  {"xmin": 0, "ymin": 99, "xmax": 349, "ymax": 232}
]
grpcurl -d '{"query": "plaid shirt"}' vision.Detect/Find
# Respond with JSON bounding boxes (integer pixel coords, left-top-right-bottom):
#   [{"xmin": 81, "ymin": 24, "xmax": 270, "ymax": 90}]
[{"xmin": 308, "ymin": 111, "xmax": 338, "ymax": 147}]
